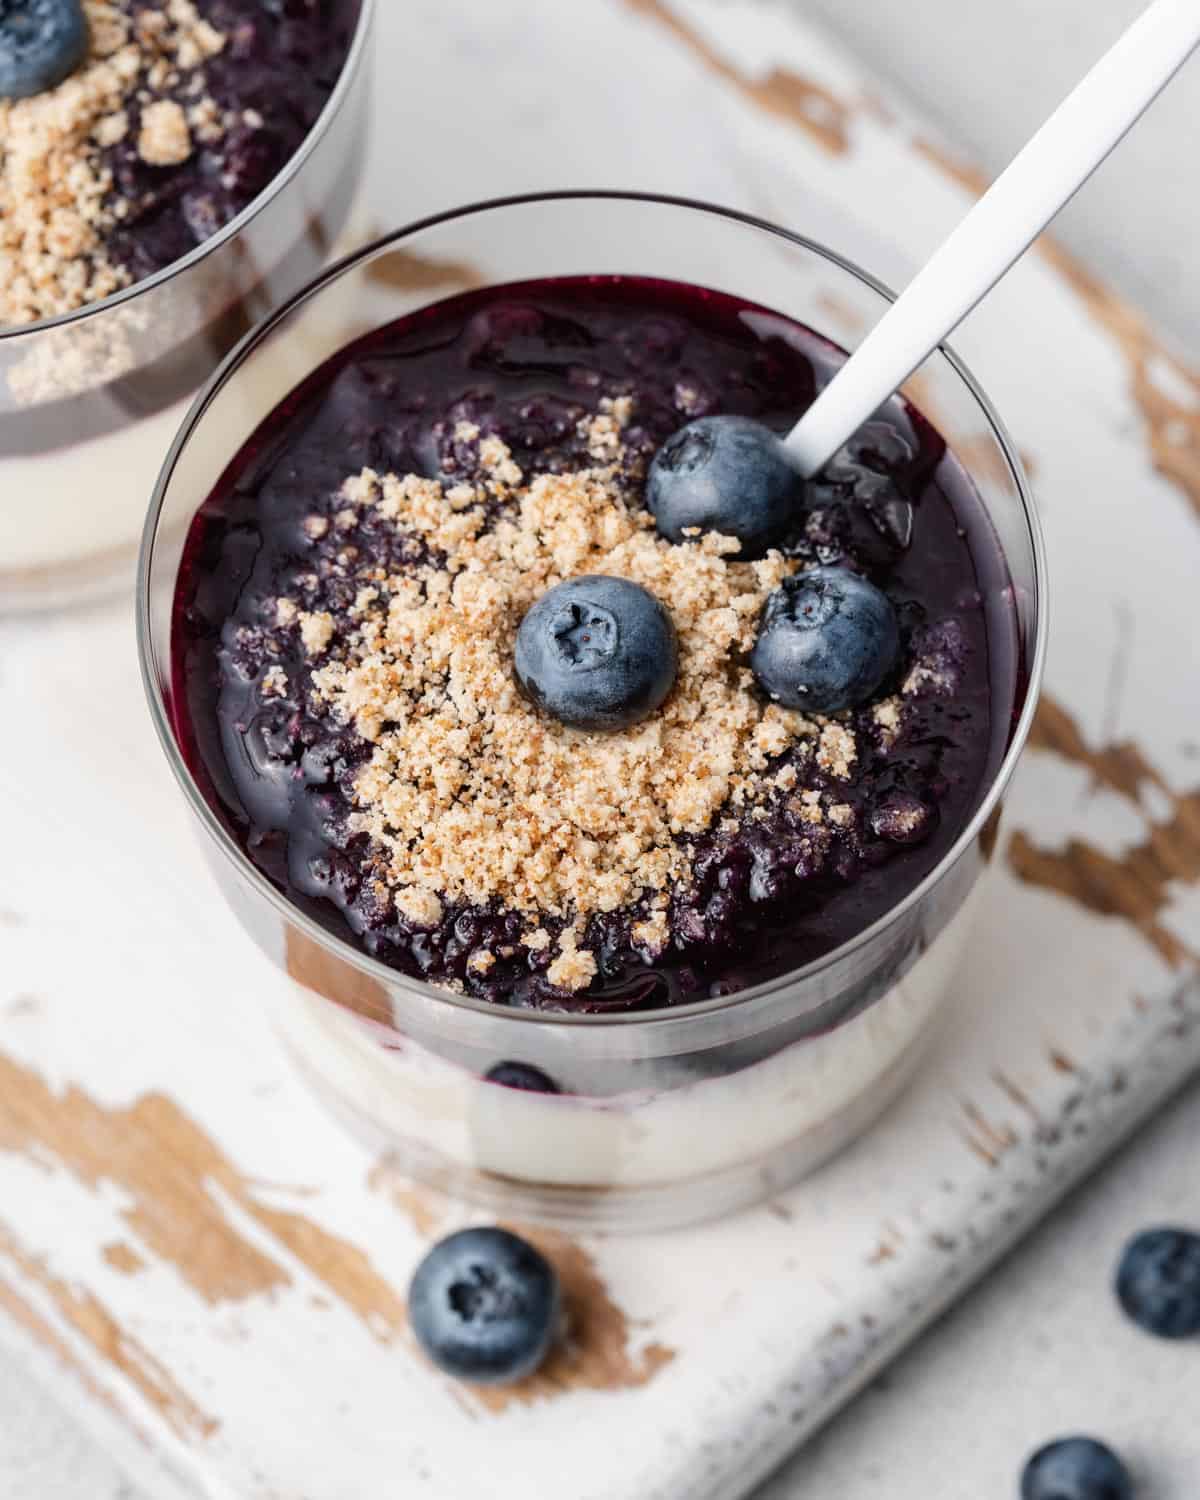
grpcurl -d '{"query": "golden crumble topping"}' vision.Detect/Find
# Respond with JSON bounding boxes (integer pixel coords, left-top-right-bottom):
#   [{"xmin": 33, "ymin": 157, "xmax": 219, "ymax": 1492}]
[
  {"xmin": 136, "ymin": 98, "xmax": 192, "ymax": 165},
  {"xmin": 305, "ymin": 420, "xmax": 865, "ymax": 989},
  {"xmin": 260, "ymin": 664, "xmax": 288, "ymax": 699},
  {"xmin": 0, "ymin": 0, "xmax": 225, "ymax": 327},
  {"xmin": 298, "ymin": 610, "xmax": 335, "ymax": 658},
  {"xmin": 394, "ymin": 887, "xmax": 443, "ymax": 930}
]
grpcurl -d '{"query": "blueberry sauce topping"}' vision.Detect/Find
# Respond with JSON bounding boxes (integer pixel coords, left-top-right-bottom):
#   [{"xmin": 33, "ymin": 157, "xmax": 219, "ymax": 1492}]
[
  {"xmin": 408, "ymin": 1228, "xmax": 560, "ymax": 1386},
  {"xmin": 515, "ymin": 575, "xmax": 679, "ymax": 731},
  {"xmin": 1115, "ymin": 1226, "xmax": 1200, "ymax": 1339},
  {"xmin": 100, "ymin": 0, "xmax": 358, "ymax": 287},
  {"xmin": 646, "ymin": 413, "xmax": 804, "ymax": 557},
  {"xmin": 172, "ymin": 277, "xmax": 1021, "ymax": 1012},
  {"xmin": 750, "ymin": 565, "xmax": 900, "ymax": 714},
  {"xmin": 0, "ymin": 0, "xmax": 88, "ymax": 100}
]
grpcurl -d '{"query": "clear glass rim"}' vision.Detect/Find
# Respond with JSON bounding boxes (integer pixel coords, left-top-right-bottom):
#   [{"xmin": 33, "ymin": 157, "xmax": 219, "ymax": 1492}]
[
  {"xmin": 0, "ymin": 0, "xmax": 376, "ymax": 343},
  {"xmin": 136, "ymin": 189, "xmax": 1050, "ymax": 1031}
]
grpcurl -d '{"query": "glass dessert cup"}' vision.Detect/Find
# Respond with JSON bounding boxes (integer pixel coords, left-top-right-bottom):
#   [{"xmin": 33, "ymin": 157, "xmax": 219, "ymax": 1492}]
[
  {"xmin": 0, "ymin": 0, "xmax": 375, "ymax": 615},
  {"xmin": 138, "ymin": 193, "xmax": 1047, "ymax": 1233}
]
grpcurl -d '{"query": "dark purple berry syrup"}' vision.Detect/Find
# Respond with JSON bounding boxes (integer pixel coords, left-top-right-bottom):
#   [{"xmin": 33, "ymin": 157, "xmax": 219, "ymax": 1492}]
[
  {"xmin": 100, "ymin": 0, "xmax": 361, "ymax": 286},
  {"xmin": 171, "ymin": 276, "xmax": 1023, "ymax": 1012}
]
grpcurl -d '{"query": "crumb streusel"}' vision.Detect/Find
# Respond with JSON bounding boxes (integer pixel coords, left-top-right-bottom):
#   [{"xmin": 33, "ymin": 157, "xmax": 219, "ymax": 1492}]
[{"xmin": 298, "ymin": 416, "xmax": 875, "ymax": 988}]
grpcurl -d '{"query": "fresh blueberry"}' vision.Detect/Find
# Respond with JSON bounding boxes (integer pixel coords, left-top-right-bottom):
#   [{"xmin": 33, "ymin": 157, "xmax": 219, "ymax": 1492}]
[
  {"xmin": 514, "ymin": 575, "xmax": 678, "ymax": 731},
  {"xmin": 646, "ymin": 415, "xmax": 804, "ymax": 558},
  {"xmin": 751, "ymin": 565, "xmax": 899, "ymax": 714},
  {"xmin": 0, "ymin": 0, "xmax": 88, "ymax": 101},
  {"xmin": 1021, "ymin": 1437, "xmax": 1133, "ymax": 1500},
  {"xmin": 1115, "ymin": 1226, "xmax": 1200, "ymax": 1338},
  {"xmin": 484, "ymin": 1061, "xmax": 559, "ymax": 1094},
  {"xmin": 408, "ymin": 1228, "xmax": 561, "ymax": 1385}
]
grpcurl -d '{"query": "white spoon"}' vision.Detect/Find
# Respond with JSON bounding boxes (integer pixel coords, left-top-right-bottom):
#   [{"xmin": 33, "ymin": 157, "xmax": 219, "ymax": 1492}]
[{"xmin": 785, "ymin": 0, "xmax": 1200, "ymax": 478}]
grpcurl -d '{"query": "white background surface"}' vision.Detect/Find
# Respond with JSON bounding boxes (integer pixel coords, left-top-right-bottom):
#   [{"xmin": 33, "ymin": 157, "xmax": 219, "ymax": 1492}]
[{"xmin": 4, "ymin": 0, "xmax": 1199, "ymax": 1495}]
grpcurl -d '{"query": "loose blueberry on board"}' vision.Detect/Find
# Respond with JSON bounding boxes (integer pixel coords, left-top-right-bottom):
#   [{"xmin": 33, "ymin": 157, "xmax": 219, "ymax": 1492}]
[
  {"xmin": 484, "ymin": 1061, "xmax": 559, "ymax": 1094},
  {"xmin": 1115, "ymin": 1226, "xmax": 1200, "ymax": 1339},
  {"xmin": 514, "ymin": 575, "xmax": 678, "ymax": 731},
  {"xmin": 1020, "ymin": 1437, "xmax": 1134, "ymax": 1500},
  {"xmin": 0, "ymin": 0, "xmax": 88, "ymax": 101},
  {"xmin": 750, "ymin": 565, "xmax": 900, "ymax": 714},
  {"xmin": 646, "ymin": 414, "xmax": 804, "ymax": 558},
  {"xmin": 408, "ymin": 1228, "xmax": 561, "ymax": 1385}
]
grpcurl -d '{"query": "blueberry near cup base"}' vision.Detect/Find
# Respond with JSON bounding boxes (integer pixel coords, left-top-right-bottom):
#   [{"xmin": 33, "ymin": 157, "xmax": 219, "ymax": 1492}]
[{"xmin": 139, "ymin": 194, "xmax": 1046, "ymax": 1232}]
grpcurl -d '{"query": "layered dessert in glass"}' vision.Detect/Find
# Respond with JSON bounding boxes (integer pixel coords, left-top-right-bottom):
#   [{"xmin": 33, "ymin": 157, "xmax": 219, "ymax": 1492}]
[
  {"xmin": 139, "ymin": 194, "xmax": 1046, "ymax": 1231},
  {"xmin": 0, "ymin": 0, "xmax": 373, "ymax": 611}
]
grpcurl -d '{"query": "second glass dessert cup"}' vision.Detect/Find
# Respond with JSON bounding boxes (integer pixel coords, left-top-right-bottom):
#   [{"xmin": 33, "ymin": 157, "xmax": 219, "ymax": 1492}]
[
  {"xmin": 139, "ymin": 193, "xmax": 1047, "ymax": 1232},
  {"xmin": 0, "ymin": 0, "xmax": 375, "ymax": 614}
]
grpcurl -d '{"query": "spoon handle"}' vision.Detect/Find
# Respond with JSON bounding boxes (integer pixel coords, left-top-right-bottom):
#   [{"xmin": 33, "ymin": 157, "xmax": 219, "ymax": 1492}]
[{"xmin": 786, "ymin": 0, "xmax": 1200, "ymax": 477}]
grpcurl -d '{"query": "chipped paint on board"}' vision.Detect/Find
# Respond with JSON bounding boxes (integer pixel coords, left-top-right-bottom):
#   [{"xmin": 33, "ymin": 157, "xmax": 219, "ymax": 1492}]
[
  {"xmin": 0, "ymin": 1053, "xmax": 402, "ymax": 1328},
  {"xmin": 1008, "ymin": 699, "xmax": 1200, "ymax": 966},
  {"xmin": 914, "ymin": 137, "xmax": 1200, "ymax": 527},
  {"xmin": 473, "ymin": 1230, "xmax": 675, "ymax": 1414},
  {"xmin": 364, "ymin": 245, "xmax": 485, "ymax": 295},
  {"xmin": 0, "ymin": 1226, "xmax": 217, "ymax": 1442},
  {"xmin": 624, "ymin": 0, "xmax": 852, "ymax": 154},
  {"xmin": 100, "ymin": 1244, "xmax": 146, "ymax": 1277},
  {"xmin": 0, "ymin": 1053, "xmax": 675, "ymax": 1436}
]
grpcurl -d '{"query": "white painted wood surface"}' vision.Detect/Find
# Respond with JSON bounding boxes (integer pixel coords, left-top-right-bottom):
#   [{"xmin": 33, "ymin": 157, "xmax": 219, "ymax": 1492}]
[
  {"xmin": 802, "ymin": 0, "xmax": 1200, "ymax": 357},
  {"xmin": 3, "ymin": 3, "xmax": 1200, "ymax": 1497},
  {"xmin": 762, "ymin": 1065, "xmax": 1200, "ymax": 1499}
]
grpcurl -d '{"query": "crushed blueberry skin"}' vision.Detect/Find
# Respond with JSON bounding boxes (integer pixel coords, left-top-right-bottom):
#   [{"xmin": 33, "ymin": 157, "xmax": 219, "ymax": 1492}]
[
  {"xmin": 99, "ymin": 0, "xmax": 359, "ymax": 286},
  {"xmin": 1020, "ymin": 1437, "xmax": 1134, "ymax": 1500},
  {"xmin": 1115, "ymin": 1226, "xmax": 1200, "ymax": 1339},
  {"xmin": 173, "ymin": 276, "xmax": 1022, "ymax": 1012},
  {"xmin": 408, "ymin": 1228, "xmax": 561, "ymax": 1386}
]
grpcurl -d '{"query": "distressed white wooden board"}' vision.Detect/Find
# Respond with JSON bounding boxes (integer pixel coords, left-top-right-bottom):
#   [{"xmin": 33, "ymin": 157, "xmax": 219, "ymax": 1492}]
[{"xmin": 3, "ymin": 3, "xmax": 1200, "ymax": 1499}]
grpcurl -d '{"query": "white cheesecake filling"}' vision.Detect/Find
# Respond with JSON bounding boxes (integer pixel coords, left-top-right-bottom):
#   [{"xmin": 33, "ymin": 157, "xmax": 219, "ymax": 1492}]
[
  {"xmin": 1, "ymin": 398, "xmax": 193, "ymax": 577},
  {"xmin": 275, "ymin": 886, "xmax": 979, "ymax": 1192}
]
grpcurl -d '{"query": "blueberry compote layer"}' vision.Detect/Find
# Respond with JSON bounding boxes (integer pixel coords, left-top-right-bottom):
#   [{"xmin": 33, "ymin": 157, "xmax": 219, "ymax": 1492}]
[
  {"xmin": 173, "ymin": 276, "xmax": 1021, "ymax": 1013},
  {"xmin": 102, "ymin": 0, "xmax": 359, "ymax": 286}
]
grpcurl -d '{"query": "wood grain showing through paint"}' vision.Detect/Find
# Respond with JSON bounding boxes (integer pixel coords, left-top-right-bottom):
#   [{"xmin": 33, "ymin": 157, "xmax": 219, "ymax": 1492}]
[
  {"xmin": 483, "ymin": 1228, "xmax": 675, "ymax": 1412},
  {"xmin": 1008, "ymin": 698, "xmax": 1200, "ymax": 966},
  {"xmin": 101, "ymin": 1243, "xmax": 146, "ymax": 1276},
  {"xmin": 364, "ymin": 245, "xmax": 485, "ymax": 295},
  {"xmin": 914, "ymin": 138, "xmax": 1200, "ymax": 525},
  {"xmin": 0, "ymin": 1052, "xmax": 404, "ymax": 1336},
  {"xmin": 907, "ymin": 138, "xmax": 1200, "ymax": 960},
  {"xmin": 624, "ymin": 0, "xmax": 851, "ymax": 154},
  {"xmin": 0, "ymin": 1225, "xmax": 216, "ymax": 1441},
  {"xmin": 0, "ymin": 1271, "xmax": 134, "ymax": 1438},
  {"xmin": 0, "ymin": 1052, "xmax": 675, "ymax": 1426}
]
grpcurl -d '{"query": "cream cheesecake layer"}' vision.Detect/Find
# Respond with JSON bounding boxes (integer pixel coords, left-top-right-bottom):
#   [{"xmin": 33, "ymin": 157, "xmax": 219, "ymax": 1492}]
[{"xmin": 276, "ymin": 886, "xmax": 980, "ymax": 1193}]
